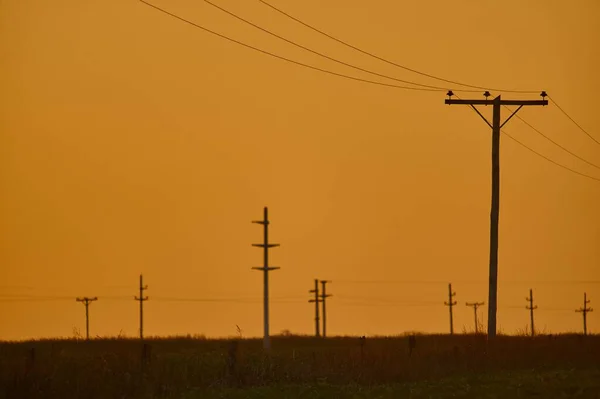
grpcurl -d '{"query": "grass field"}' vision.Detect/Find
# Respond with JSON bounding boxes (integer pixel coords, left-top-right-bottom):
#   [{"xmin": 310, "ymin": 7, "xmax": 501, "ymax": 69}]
[{"xmin": 1, "ymin": 334, "xmax": 599, "ymax": 398}]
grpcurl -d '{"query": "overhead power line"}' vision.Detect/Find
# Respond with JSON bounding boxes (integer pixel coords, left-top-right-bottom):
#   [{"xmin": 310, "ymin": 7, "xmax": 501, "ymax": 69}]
[
  {"xmin": 502, "ymin": 129, "xmax": 600, "ymax": 183},
  {"xmin": 138, "ymin": 0, "xmax": 440, "ymax": 92},
  {"xmin": 454, "ymin": 94, "xmax": 600, "ymax": 183},
  {"xmin": 334, "ymin": 279, "xmax": 600, "ymax": 285},
  {"xmin": 203, "ymin": 0, "xmax": 476, "ymax": 92},
  {"xmin": 258, "ymin": 0, "xmax": 540, "ymax": 94},
  {"xmin": 549, "ymin": 96, "xmax": 600, "ymax": 146},
  {"xmin": 505, "ymin": 106, "xmax": 600, "ymax": 171}
]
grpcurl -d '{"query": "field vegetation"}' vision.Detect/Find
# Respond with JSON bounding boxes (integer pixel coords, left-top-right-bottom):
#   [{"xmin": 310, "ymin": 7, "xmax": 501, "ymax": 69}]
[{"xmin": 1, "ymin": 333, "xmax": 599, "ymax": 398}]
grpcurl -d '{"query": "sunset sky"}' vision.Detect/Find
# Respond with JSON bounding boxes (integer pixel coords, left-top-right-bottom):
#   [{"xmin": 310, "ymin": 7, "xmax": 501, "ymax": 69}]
[{"xmin": 1, "ymin": 0, "xmax": 599, "ymax": 340}]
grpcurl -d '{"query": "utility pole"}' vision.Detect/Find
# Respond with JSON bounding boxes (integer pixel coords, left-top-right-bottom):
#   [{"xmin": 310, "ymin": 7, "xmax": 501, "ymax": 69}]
[
  {"xmin": 135, "ymin": 274, "xmax": 149, "ymax": 341},
  {"xmin": 320, "ymin": 280, "xmax": 332, "ymax": 338},
  {"xmin": 252, "ymin": 206, "xmax": 280, "ymax": 350},
  {"xmin": 76, "ymin": 297, "xmax": 98, "ymax": 340},
  {"xmin": 444, "ymin": 283, "xmax": 457, "ymax": 335},
  {"xmin": 445, "ymin": 91, "xmax": 548, "ymax": 339},
  {"xmin": 465, "ymin": 302, "xmax": 485, "ymax": 334},
  {"xmin": 309, "ymin": 279, "xmax": 320, "ymax": 337},
  {"xmin": 575, "ymin": 292, "xmax": 593, "ymax": 335},
  {"xmin": 525, "ymin": 288, "xmax": 537, "ymax": 337}
]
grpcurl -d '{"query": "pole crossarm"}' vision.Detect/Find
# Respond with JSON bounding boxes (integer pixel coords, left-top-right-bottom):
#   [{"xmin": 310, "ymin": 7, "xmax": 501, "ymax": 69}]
[
  {"xmin": 445, "ymin": 99, "xmax": 548, "ymax": 106},
  {"xmin": 252, "ymin": 266, "xmax": 280, "ymax": 271}
]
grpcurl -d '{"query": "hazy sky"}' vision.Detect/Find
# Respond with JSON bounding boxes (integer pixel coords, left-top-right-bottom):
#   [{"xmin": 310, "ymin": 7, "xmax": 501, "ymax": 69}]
[{"xmin": 1, "ymin": 0, "xmax": 599, "ymax": 340}]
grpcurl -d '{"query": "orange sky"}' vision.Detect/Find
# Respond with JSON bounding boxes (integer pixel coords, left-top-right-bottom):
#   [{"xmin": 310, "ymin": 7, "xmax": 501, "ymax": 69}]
[{"xmin": 1, "ymin": 0, "xmax": 599, "ymax": 340}]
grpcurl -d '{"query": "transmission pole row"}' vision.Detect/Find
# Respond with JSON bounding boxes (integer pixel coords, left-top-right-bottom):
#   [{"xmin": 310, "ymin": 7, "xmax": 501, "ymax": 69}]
[
  {"xmin": 309, "ymin": 279, "xmax": 321, "ymax": 337},
  {"xmin": 308, "ymin": 279, "xmax": 333, "ymax": 338},
  {"xmin": 576, "ymin": 292, "xmax": 593, "ymax": 336},
  {"xmin": 465, "ymin": 301, "xmax": 485, "ymax": 334},
  {"xmin": 76, "ymin": 296, "xmax": 98, "ymax": 340},
  {"xmin": 444, "ymin": 283, "xmax": 457, "ymax": 335},
  {"xmin": 525, "ymin": 288, "xmax": 537, "ymax": 337},
  {"xmin": 445, "ymin": 91, "xmax": 548, "ymax": 339},
  {"xmin": 252, "ymin": 206, "xmax": 280, "ymax": 350},
  {"xmin": 320, "ymin": 280, "xmax": 332, "ymax": 338},
  {"xmin": 135, "ymin": 274, "xmax": 149, "ymax": 341}
]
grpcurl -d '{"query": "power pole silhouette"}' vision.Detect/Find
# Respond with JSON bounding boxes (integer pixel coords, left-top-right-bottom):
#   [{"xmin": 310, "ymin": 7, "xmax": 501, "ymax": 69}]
[
  {"xmin": 76, "ymin": 297, "xmax": 98, "ymax": 340},
  {"xmin": 135, "ymin": 274, "xmax": 149, "ymax": 341},
  {"xmin": 465, "ymin": 302, "xmax": 485, "ymax": 334},
  {"xmin": 308, "ymin": 279, "xmax": 321, "ymax": 337},
  {"xmin": 575, "ymin": 292, "xmax": 593, "ymax": 335},
  {"xmin": 445, "ymin": 91, "xmax": 548, "ymax": 339},
  {"xmin": 320, "ymin": 280, "xmax": 332, "ymax": 338},
  {"xmin": 444, "ymin": 283, "xmax": 457, "ymax": 335},
  {"xmin": 252, "ymin": 206, "xmax": 280, "ymax": 350},
  {"xmin": 525, "ymin": 288, "xmax": 537, "ymax": 337}
]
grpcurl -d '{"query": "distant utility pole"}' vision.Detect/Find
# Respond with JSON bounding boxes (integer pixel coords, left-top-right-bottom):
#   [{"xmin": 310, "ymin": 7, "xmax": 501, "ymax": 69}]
[
  {"xmin": 465, "ymin": 302, "xmax": 485, "ymax": 334},
  {"xmin": 252, "ymin": 206, "xmax": 280, "ymax": 350},
  {"xmin": 525, "ymin": 288, "xmax": 537, "ymax": 337},
  {"xmin": 135, "ymin": 274, "xmax": 149, "ymax": 341},
  {"xmin": 445, "ymin": 91, "xmax": 548, "ymax": 339},
  {"xmin": 320, "ymin": 280, "xmax": 332, "ymax": 338},
  {"xmin": 444, "ymin": 283, "xmax": 457, "ymax": 335},
  {"xmin": 575, "ymin": 292, "xmax": 593, "ymax": 335},
  {"xmin": 309, "ymin": 279, "xmax": 321, "ymax": 337},
  {"xmin": 76, "ymin": 296, "xmax": 98, "ymax": 340}
]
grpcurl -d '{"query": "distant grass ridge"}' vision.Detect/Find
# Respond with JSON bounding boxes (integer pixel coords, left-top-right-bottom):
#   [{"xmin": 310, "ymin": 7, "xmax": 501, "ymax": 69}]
[{"xmin": 1, "ymin": 334, "xmax": 599, "ymax": 398}]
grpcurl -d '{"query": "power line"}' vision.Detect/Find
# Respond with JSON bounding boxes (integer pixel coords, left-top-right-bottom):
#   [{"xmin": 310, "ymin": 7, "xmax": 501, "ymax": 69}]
[
  {"xmin": 505, "ymin": 105, "xmax": 600, "ymax": 171},
  {"xmin": 203, "ymin": 0, "xmax": 476, "ymax": 92},
  {"xmin": 138, "ymin": 0, "xmax": 440, "ymax": 92},
  {"xmin": 444, "ymin": 283, "xmax": 457, "ymax": 335},
  {"xmin": 135, "ymin": 274, "xmax": 149, "ymax": 341},
  {"xmin": 465, "ymin": 301, "xmax": 485, "ymax": 334},
  {"xmin": 257, "ymin": 0, "xmax": 540, "ymax": 94},
  {"xmin": 76, "ymin": 297, "xmax": 98, "ymax": 340},
  {"xmin": 335, "ymin": 300, "xmax": 439, "ymax": 308},
  {"xmin": 308, "ymin": 279, "xmax": 321, "ymax": 337},
  {"xmin": 575, "ymin": 292, "xmax": 593, "ymax": 336},
  {"xmin": 525, "ymin": 289, "xmax": 537, "ymax": 337},
  {"xmin": 549, "ymin": 96, "xmax": 600, "ymax": 146},
  {"xmin": 446, "ymin": 93, "xmax": 549, "ymax": 340},
  {"xmin": 455, "ymin": 94, "xmax": 600, "ymax": 183},
  {"xmin": 334, "ymin": 279, "xmax": 600, "ymax": 285},
  {"xmin": 502, "ymin": 129, "xmax": 600, "ymax": 182},
  {"xmin": 320, "ymin": 280, "xmax": 332, "ymax": 338}
]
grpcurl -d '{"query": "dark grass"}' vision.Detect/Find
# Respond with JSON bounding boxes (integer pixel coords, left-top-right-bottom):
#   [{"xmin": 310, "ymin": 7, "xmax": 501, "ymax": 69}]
[{"xmin": 1, "ymin": 334, "xmax": 599, "ymax": 398}]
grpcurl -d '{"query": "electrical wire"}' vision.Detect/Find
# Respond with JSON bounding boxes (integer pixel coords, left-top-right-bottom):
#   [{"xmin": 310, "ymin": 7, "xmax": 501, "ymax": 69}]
[
  {"xmin": 455, "ymin": 94, "xmax": 600, "ymax": 182},
  {"xmin": 503, "ymin": 105, "xmax": 600, "ymax": 171},
  {"xmin": 138, "ymin": 0, "xmax": 441, "ymax": 92},
  {"xmin": 203, "ymin": 0, "xmax": 479, "ymax": 92},
  {"xmin": 336, "ymin": 294, "xmax": 440, "ymax": 305},
  {"xmin": 502, "ymin": 129, "xmax": 600, "ymax": 182},
  {"xmin": 257, "ymin": 0, "xmax": 540, "ymax": 94},
  {"xmin": 549, "ymin": 95, "xmax": 600, "ymax": 146},
  {"xmin": 335, "ymin": 279, "xmax": 600, "ymax": 285}
]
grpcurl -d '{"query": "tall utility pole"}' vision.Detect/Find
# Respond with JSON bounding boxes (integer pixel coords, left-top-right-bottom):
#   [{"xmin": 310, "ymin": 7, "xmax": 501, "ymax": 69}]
[
  {"xmin": 525, "ymin": 288, "xmax": 537, "ymax": 337},
  {"xmin": 466, "ymin": 302, "xmax": 485, "ymax": 334},
  {"xmin": 252, "ymin": 206, "xmax": 280, "ymax": 350},
  {"xmin": 445, "ymin": 91, "xmax": 548, "ymax": 339},
  {"xmin": 444, "ymin": 283, "xmax": 457, "ymax": 335},
  {"xmin": 320, "ymin": 280, "xmax": 332, "ymax": 338},
  {"xmin": 135, "ymin": 274, "xmax": 149, "ymax": 341},
  {"xmin": 309, "ymin": 279, "xmax": 320, "ymax": 337},
  {"xmin": 575, "ymin": 293, "xmax": 593, "ymax": 335},
  {"xmin": 76, "ymin": 297, "xmax": 98, "ymax": 340}
]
